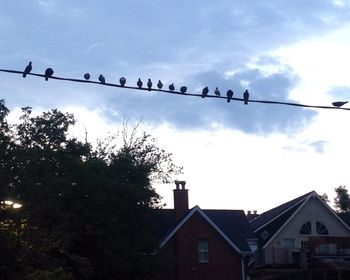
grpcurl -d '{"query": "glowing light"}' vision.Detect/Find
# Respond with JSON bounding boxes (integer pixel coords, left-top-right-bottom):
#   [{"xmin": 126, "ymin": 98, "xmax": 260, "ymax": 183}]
[
  {"xmin": 2, "ymin": 200, "xmax": 22, "ymax": 208},
  {"xmin": 12, "ymin": 203, "xmax": 22, "ymax": 209}
]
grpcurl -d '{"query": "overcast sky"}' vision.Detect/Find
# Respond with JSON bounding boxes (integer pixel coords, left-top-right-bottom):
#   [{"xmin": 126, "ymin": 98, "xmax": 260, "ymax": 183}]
[{"xmin": 2, "ymin": 0, "xmax": 350, "ymax": 213}]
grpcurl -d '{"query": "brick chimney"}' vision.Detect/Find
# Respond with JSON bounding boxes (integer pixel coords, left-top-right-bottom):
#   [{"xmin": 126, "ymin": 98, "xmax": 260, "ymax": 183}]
[
  {"xmin": 173, "ymin": 180, "xmax": 189, "ymax": 221},
  {"xmin": 246, "ymin": 210, "xmax": 259, "ymax": 221}
]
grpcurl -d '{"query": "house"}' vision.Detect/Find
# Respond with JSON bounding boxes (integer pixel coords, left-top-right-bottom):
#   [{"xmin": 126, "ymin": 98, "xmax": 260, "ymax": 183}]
[
  {"xmin": 151, "ymin": 181, "xmax": 256, "ymax": 280},
  {"xmin": 249, "ymin": 191, "xmax": 350, "ymax": 280}
]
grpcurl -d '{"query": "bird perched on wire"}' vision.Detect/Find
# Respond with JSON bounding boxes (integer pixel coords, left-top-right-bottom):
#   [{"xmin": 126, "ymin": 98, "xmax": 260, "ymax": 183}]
[
  {"xmin": 214, "ymin": 87, "xmax": 220, "ymax": 96},
  {"xmin": 243, "ymin": 89, "xmax": 249, "ymax": 105},
  {"xmin": 137, "ymin": 78, "xmax": 143, "ymax": 88},
  {"xmin": 98, "ymin": 74, "xmax": 105, "ymax": 84},
  {"xmin": 119, "ymin": 77, "xmax": 126, "ymax": 86},
  {"xmin": 169, "ymin": 83, "xmax": 175, "ymax": 91},
  {"xmin": 180, "ymin": 86, "xmax": 187, "ymax": 93},
  {"xmin": 157, "ymin": 80, "xmax": 163, "ymax": 89},
  {"xmin": 147, "ymin": 79, "xmax": 152, "ymax": 91},
  {"xmin": 44, "ymin": 68, "xmax": 54, "ymax": 81},
  {"xmin": 226, "ymin": 90, "xmax": 233, "ymax": 103},
  {"xmin": 84, "ymin": 73, "xmax": 90, "ymax": 80},
  {"xmin": 23, "ymin": 62, "xmax": 32, "ymax": 78},
  {"xmin": 332, "ymin": 101, "xmax": 348, "ymax": 107},
  {"xmin": 202, "ymin": 86, "xmax": 209, "ymax": 98}
]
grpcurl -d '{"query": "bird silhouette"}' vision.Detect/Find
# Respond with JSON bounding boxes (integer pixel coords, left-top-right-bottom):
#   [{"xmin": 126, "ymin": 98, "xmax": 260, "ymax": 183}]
[
  {"xmin": 243, "ymin": 89, "xmax": 249, "ymax": 105},
  {"xmin": 180, "ymin": 86, "xmax": 187, "ymax": 93},
  {"xmin": 98, "ymin": 74, "xmax": 105, "ymax": 84},
  {"xmin": 157, "ymin": 80, "xmax": 163, "ymax": 89},
  {"xmin": 202, "ymin": 86, "xmax": 209, "ymax": 98},
  {"xmin": 169, "ymin": 83, "xmax": 175, "ymax": 91},
  {"xmin": 214, "ymin": 87, "xmax": 220, "ymax": 96},
  {"xmin": 147, "ymin": 79, "xmax": 152, "ymax": 91},
  {"xmin": 119, "ymin": 77, "xmax": 126, "ymax": 86},
  {"xmin": 84, "ymin": 73, "xmax": 90, "ymax": 80},
  {"xmin": 23, "ymin": 62, "xmax": 32, "ymax": 78},
  {"xmin": 44, "ymin": 68, "xmax": 54, "ymax": 81},
  {"xmin": 137, "ymin": 78, "xmax": 143, "ymax": 88},
  {"xmin": 226, "ymin": 90, "xmax": 233, "ymax": 103},
  {"xmin": 332, "ymin": 101, "xmax": 348, "ymax": 107}
]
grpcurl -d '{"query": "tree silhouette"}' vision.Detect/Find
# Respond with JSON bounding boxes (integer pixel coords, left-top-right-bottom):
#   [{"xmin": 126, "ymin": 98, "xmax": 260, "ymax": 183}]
[
  {"xmin": 0, "ymin": 99, "xmax": 181, "ymax": 280},
  {"xmin": 334, "ymin": 185, "xmax": 350, "ymax": 213}
]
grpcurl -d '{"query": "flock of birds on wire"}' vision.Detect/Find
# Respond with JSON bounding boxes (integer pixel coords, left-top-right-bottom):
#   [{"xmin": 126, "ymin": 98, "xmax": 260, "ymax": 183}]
[
  {"xmin": 22, "ymin": 61, "xmax": 251, "ymax": 105},
  {"xmin": 20, "ymin": 61, "xmax": 349, "ymax": 108}
]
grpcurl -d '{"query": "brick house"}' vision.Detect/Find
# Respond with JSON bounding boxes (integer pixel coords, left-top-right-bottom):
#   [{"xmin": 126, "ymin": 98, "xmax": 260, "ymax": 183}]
[{"xmin": 152, "ymin": 181, "xmax": 256, "ymax": 280}]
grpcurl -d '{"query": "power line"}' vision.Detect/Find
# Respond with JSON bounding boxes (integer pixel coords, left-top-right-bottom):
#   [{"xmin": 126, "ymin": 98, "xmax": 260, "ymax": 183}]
[{"xmin": 1, "ymin": 68, "xmax": 349, "ymax": 111}]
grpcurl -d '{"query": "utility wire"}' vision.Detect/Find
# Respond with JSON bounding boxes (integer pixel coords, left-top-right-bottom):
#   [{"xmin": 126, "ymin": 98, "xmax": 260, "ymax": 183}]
[{"xmin": 1, "ymin": 68, "xmax": 349, "ymax": 111}]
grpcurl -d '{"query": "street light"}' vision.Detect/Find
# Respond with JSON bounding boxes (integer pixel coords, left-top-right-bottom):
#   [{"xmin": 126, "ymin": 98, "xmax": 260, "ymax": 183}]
[{"xmin": 3, "ymin": 200, "xmax": 22, "ymax": 209}]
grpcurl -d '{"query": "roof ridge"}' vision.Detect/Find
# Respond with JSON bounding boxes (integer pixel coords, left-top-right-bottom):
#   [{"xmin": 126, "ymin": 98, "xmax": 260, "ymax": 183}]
[{"xmin": 250, "ymin": 191, "xmax": 315, "ymax": 231}]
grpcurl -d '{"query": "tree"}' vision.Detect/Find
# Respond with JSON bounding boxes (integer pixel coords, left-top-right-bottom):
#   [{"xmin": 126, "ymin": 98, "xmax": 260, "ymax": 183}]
[
  {"xmin": 334, "ymin": 185, "xmax": 350, "ymax": 213},
  {"xmin": 0, "ymin": 100, "xmax": 181, "ymax": 280},
  {"xmin": 320, "ymin": 193, "xmax": 330, "ymax": 204}
]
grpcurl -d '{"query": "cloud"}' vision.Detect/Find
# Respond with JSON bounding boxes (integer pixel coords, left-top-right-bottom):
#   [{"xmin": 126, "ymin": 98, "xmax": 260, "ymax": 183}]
[
  {"xmin": 309, "ymin": 140, "xmax": 329, "ymax": 153},
  {"xmin": 92, "ymin": 62, "xmax": 317, "ymax": 135},
  {"xmin": 2, "ymin": 1, "xmax": 349, "ymax": 136},
  {"xmin": 282, "ymin": 140, "xmax": 329, "ymax": 153}
]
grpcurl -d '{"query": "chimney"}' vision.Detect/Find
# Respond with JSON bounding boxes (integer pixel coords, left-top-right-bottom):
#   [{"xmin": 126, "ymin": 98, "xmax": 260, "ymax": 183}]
[
  {"xmin": 246, "ymin": 210, "xmax": 259, "ymax": 221},
  {"xmin": 173, "ymin": 180, "xmax": 189, "ymax": 221}
]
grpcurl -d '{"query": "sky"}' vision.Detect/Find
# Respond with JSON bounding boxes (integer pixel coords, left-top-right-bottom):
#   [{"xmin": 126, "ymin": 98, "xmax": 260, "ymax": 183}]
[{"xmin": 1, "ymin": 0, "xmax": 350, "ymax": 213}]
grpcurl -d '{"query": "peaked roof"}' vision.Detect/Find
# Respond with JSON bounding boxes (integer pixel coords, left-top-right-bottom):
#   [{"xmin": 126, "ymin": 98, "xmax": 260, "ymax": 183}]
[
  {"xmin": 250, "ymin": 191, "xmax": 350, "ymax": 248},
  {"xmin": 338, "ymin": 212, "xmax": 350, "ymax": 227},
  {"xmin": 151, "ymin": 206, "xmax": 255, "ymax": 255},
  {"xmin": 250, "ymin": 191, "xmax": 313, "ymax": 232}
]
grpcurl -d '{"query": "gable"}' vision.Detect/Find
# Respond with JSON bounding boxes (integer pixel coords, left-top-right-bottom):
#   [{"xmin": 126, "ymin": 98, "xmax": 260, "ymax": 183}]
[
  {"xmin": 265, "ymin": 195, "xmax": 350, "ymax": 249},
  {"xmin": 158, "ymin": 206, "xmax": 253, "ymax": 255},
  {"xmin": 254, "ymin": 202, "xmax": 301, "ymax": 247},
  {"xmin": 250, "ymin": 191, "xmax": 312, "ymax": 232}
]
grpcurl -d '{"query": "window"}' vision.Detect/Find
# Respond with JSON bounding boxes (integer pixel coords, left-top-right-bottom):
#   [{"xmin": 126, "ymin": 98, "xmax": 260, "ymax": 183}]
[
  {"xmin": 317, "ymin": 243, "xmax": 330, "ymax": 254},
  {"xmin": 300, "ymin": 221, "xmax": 312, "ymax": 235},
  {"xmin": 283, "ymin": 238, "xmax": 295, "ymax": 249},
  {"xmin": 198, "ymin": 240, "xmax": 209, "ymax": 263},
  {"xmin": 301, "ymin": 240, "xmax": 309, "ymax": 249},
  {"xmin": 316, "ymin": 221, "xmax": 329, "ymax": 235}
]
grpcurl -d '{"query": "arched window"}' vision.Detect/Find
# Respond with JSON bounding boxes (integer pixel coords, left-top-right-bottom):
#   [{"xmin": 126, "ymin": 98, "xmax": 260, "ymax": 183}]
[
  {"xmin": 300, "ymin": 221, "xmax": 312, "ymax": 234},
  {"xmin": 316, "ymin": 221, "xmax": 329, "ymax": 235}
]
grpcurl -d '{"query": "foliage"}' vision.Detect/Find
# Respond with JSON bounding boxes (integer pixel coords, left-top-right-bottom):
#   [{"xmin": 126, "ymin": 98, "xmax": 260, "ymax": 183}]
[
  {"xmin": 320, "ymin": 193, "xmax": 330, "ymax": 204},
  {"xmin": 334, "ymin": 185, "xmax": 350, "ymax": 213},
  {"xmin": 0, "ymin": 99, "xmax": 181, "ymax": 280}
]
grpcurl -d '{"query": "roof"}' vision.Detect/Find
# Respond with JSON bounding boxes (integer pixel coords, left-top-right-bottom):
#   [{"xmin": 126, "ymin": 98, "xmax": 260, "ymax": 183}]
[
  {"xmin": 151, "ymin": 206, "xmax": 255, "ymax": 254},
  {"xmin": 250, "ymin": 191, "xmax": 350, "ymax": 248},
  {"xmin": 338, "ymin": 212, "xmax": 350, "ymax": 227},
  {"xmin": 250, "ymin": 191, "xmax": 315, "ymax": 247},
  {"xmin": 250, "ymin": 191, "xmax": 313, "ymax": 232},
  {"xmin": 204, "ymin": 209, "xmax": 256, "ymax": 252}
]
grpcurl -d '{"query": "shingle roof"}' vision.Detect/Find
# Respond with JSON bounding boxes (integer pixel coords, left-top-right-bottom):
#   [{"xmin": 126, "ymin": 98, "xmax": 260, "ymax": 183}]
[
  {"xmin": 151, "ymin": 207, "xmax": 255, "ymax": 254},
  {"xmin": 204, "ymin": 209, "xmax": 256, "ymax": 252},
  {"xmin": 249, "ymin": 191, "xmax": 314, "ymax": 247},
  {"xmin": 338, "ymin": 212, "xmax": 350, "ymax": 227},
  {"xmin": 250, "ymin": 191, "xmax": 313, "ymax": 231}
]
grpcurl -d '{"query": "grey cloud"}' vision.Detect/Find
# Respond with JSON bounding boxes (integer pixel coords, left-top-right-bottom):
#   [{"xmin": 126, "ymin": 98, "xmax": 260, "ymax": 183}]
[
  {"xmin": 308, "ymin": 140, "xmax": 329, "ymax": 153},
  {"xmin": 101, "ymin": 61, "xmax": 317, "ymax": 134},
  {"xmin": 283, "ymin": 140, "xmax": 329, "ymax": 153}
]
